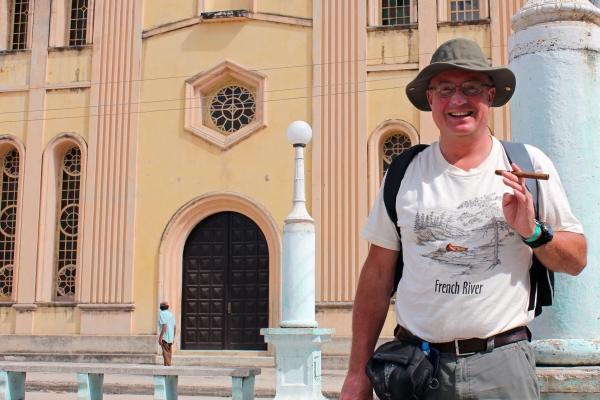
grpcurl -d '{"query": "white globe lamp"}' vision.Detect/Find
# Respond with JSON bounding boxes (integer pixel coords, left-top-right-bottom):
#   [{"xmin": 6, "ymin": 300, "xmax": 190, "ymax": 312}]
[{"xmin": 286, "ymin": 120, "xmax": 312, "ymax": 147}]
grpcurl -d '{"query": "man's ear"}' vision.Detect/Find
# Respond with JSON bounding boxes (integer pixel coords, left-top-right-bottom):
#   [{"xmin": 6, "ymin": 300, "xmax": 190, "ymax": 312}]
[
  {"xmin": 488, "ymin": 87, "xmax": 496, "ymax": 105},
  {"xmin": 426, "ymin": 90, "xmax": 433, "ymax": 107}
]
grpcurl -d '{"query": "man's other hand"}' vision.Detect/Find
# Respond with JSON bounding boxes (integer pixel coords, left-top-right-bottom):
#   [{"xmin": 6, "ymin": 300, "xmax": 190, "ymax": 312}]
[{"xmin": 340, "ymin": 371, "xmax": 373, "ymax": 400}]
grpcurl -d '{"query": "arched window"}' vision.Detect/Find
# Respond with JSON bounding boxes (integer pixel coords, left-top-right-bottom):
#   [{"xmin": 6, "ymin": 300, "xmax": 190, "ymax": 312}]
[
  {"xmin": 381, "ymin": 132, "xmax": 412, "ymax": 178},
  {"xmin": 55, "ymin": 146, "xmax": 81, "ymax": 300},
  {"xmin": 0, "ymin": 148, "xmax": 20, "ymax": 300},
  {"xmin": 368, "ymin": 120, "xmax": 419, "ymax": 209}
]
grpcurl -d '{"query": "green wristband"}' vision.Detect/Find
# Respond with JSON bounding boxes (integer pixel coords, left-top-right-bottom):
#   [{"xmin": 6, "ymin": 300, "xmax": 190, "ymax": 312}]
[{"xmin": 523, "ymin": 223, "xmax": 542, "ymax": 243}]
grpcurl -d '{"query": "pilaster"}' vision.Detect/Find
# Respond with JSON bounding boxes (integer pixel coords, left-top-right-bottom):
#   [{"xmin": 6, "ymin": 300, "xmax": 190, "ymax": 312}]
[
  {"xmin": 418, "ymin": 0, "xmax": 439, "ymax": 144},
  {"xmin": 14, "ymin": 0, "xmax": 51, "ymax": 333},
  {"xmin": 80, "ymin": 0, "xmax": 143, "ymax": 324},
  {"xmin": 312, "ymin": 0, "xmax": 368, "ymax": 302}
]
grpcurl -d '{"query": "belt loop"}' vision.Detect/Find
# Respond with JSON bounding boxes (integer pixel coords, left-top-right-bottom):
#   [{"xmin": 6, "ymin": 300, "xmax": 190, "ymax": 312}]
[{"xmin": 486, "ymin": 336, "xmax": 495, "ymax": 353}]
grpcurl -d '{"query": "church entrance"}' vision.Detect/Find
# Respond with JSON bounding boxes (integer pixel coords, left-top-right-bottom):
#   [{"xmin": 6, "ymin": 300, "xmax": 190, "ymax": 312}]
[{"xmin": 181, "ymin": 212, "xmax": 269, "ymax": 350}]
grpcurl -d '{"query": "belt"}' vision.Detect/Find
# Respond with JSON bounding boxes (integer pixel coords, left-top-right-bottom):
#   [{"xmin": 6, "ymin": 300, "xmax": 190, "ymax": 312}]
[{"xmin": 395, "ymin": 326, "xmax": 530, "ymax": 356}]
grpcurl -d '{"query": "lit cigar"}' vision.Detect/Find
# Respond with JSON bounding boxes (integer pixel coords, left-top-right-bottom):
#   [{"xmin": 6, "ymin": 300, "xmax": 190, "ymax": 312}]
[{"xmin": 495, "ymin": 170, "xmax": 549, "ymax": 180}]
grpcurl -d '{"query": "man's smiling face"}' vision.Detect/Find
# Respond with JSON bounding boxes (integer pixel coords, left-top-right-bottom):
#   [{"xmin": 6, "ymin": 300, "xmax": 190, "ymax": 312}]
[{"xmin": 426, "ymin": 69, "xmax": 496, "ymax": 140}]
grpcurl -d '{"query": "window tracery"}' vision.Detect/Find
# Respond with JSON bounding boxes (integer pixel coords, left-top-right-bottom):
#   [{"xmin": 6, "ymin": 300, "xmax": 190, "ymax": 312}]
[
  {"xmin": 382, "ymin": 0, "xmax": 412, "ymax": 26},
  {"xmin": 0, "ymin": 148, "xmax": 19, "ymax": 299},
  {"xmin": 381, "ymin": 132, "xmax": 412, "ymax": 179},
  {"xmin": 449, "ymin": 0, "xmax": 480, "ymax": 21},
  {"xmin": 55, "ymin": 147, "xmax": 81, "ymax": 300},
  {"xmin": 69, "ymin": 0, "xmax": 89, "ymax": 46},
  {"xmin": 11, "ymin": 0, "xmax": 30, "ymax": 49},
  {"xmin": 209, "ymin": 85, "xmax": 256, "ymax": 134}
]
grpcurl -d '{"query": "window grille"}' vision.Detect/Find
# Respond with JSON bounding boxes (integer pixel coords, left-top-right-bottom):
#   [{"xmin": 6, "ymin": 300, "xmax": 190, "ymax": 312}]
[
  {"xmin": 11, "ymin": 0, "xmax": 30, "ymax": 50},
  {"xmin": 209, "ymin": 85, "xmax": 256, "ymax": 134},
  {"xmin": 450, "ymin": 0, "xmax": 480, "ymax": 21},
  {"xmin": 0, "ymin": 149, "xmax": 19, "ymax": 299},
  {"xmin": 69, "ymin": 0, "xmax": 89, "ymax": 46},
  {"xmin": 381, "ymin": 133, "xmax": 412, "ymax": 179},
  {"xmin": 382, "ymin": 0, "xmax": 411, "ymax": 26},
  {"xmin": 55, "ymin": 147, "xmax": 81, "ymax": 300}
]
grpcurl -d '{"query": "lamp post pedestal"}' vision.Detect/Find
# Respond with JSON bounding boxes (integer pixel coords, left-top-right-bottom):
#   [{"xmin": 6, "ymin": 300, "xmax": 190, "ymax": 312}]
[{"xmin": 261, "ymin": 328, "xmax": 335, "ymax": 400}]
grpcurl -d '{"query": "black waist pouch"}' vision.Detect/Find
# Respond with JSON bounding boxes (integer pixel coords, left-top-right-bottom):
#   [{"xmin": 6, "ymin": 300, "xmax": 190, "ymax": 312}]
[{"xmin": 365, "ymin": 338, "xmax": 436, "ymax": 400}]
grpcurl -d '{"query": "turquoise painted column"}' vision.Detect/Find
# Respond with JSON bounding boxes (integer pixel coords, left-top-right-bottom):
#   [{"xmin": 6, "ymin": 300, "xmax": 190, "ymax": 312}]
[
  {"xmin": 509, "ymin": 0, "xmax": 600, "ymax": 365},
  {"xmin": 0, "ymin": 371, "xmax": 25, "ymax": 400},
  {"xmin": 77, "ymin": 373, "xmax": 104, "ymax": 400}
]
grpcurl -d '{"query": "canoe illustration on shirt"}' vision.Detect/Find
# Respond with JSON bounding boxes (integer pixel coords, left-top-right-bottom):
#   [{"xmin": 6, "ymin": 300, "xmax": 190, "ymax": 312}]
[{"xmin": 446, "ymin": 243, "xmax": 468, "ymax": 252}]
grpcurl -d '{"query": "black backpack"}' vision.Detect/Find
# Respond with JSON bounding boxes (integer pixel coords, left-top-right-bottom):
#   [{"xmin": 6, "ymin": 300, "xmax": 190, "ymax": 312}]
[{"xmin": 382, "ymin": 140, "xmax": 553, "ymax": 317}]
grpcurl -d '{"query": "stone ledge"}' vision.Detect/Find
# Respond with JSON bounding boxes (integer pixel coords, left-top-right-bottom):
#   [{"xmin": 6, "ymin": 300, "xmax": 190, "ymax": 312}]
[
  {"xmin": 0, "ymin": 334, "xmax": 156, "ymax": 354},
  {"xmin": 77, "ymin": 303, "xmax": 135, "ymax": 311},
  {"xmin": 12, "ymin": 304, "xmax": 36, "ymax": 312},
  {"xmin": 0, "ymin": 354, "xmax": 157, "ymax": 364}
]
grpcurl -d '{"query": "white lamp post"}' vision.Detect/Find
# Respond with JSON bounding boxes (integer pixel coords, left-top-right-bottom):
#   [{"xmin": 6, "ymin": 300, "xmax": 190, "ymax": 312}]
[
  {"xmin": 280, "ymin": 121, "xmax": 317, "ymax": 327},
  {"xmin": 261, "ymin": 121, "xmax": 335, "ymax": 400}
]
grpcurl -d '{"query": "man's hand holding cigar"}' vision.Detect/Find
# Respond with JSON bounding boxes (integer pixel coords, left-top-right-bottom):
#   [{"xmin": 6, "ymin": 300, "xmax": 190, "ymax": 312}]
[{"xmin": 500, "ymin": 163, "xmax": 539, "ymax": 240}]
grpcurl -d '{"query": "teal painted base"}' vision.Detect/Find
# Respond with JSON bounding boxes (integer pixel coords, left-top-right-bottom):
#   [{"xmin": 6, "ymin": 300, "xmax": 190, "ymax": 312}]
[
  {"xmin": 77, "ymin": 373, "xmax": 104, "ymax": 400},
  {"xmin": 0, "ymin": 371, "xmax": 25, "ymax": 400},
  {"xmin": 533, "ymin": 340, "xmax": 600, "ymax": 366},
  {"xmin": 232, "ymin": 376, "xmax": 255, "ymax": 400},
  {"xmin": 154, "ymin": 375, "xmax": 178, "ymax": 400}
]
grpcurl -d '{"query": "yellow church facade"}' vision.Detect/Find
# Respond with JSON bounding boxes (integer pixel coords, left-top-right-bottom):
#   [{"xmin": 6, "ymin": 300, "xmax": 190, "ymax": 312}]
[{"xmin": 0, "ymin": 0, "xmax": 527, "ymax": 364}]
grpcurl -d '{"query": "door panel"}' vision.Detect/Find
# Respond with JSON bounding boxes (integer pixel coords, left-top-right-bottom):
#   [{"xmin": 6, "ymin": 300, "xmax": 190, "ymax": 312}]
[{"xmin": 182, "ymin": 212, "xmax": 268, "ymax": 350}]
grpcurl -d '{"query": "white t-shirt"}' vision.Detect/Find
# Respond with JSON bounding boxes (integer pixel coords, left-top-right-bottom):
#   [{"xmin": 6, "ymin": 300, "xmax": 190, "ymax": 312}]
[{"xmin": 361, "ymin": 137, "xmax": 583, "ymax": 343}]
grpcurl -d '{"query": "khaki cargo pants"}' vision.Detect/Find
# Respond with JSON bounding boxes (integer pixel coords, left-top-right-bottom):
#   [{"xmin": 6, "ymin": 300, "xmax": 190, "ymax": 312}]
[{"xmin": 422, "ymin": 340, "xmax": 540, "ymax": 399}]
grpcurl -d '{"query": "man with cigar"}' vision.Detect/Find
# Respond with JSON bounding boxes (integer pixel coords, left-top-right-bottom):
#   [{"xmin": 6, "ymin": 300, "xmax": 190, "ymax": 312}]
[{"xmin": 341, "ymin": 38, "xmax": 587, "ymax": 399}]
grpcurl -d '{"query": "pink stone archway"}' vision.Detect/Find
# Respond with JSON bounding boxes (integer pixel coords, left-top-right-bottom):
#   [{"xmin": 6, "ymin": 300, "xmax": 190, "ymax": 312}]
[{"xmin": 158, "ymin": 191, "xmax": 282, "ymax": 351}]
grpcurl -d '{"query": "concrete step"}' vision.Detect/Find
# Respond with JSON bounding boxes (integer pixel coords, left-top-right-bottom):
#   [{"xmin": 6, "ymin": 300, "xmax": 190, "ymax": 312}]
[
  {"xmin": 0, "ymin": 354, "xmax": 157, "ymax": 364},
  {"xmin": 322, "ymin": 356, "xmax": 349, "ymax": 370},
  {"xmin": 167, "ymin": 355, "xmax": 275, "ymax": 368}
]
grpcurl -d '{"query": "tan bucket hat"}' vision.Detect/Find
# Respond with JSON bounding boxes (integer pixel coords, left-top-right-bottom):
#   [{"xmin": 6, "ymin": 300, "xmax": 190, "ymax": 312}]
[{"xmin": 406, "ymin": 38, "xmax": 516, "ymax": 111}]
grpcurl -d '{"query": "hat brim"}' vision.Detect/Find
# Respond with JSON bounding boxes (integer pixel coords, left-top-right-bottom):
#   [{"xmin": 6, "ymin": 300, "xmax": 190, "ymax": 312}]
[{"xmin": 405, "ymin": 62, "xmax": 516, "ymax": 112}]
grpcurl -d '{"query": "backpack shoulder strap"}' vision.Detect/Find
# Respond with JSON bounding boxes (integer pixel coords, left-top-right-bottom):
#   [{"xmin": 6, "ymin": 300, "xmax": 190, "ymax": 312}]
[
  {"xmin": 499, "ymin": 140, "xmax": 538, "ymax": 216},
  {"xmin": 383, "ymin": 144, "xmax": 430, "ymax": 232},
  {"xmin": 383, "ymin": 144, "xmax": 429, "ymax": 296},
  {"xmin": 499, "ymin": 140, "xmax": 553, "ymax": 316}
]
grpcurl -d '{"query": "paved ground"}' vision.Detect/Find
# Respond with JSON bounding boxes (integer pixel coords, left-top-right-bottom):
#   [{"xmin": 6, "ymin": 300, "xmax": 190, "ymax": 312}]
[{"xmin": 23, "ymin": 368, "xmax": 347, "ymax": 399}]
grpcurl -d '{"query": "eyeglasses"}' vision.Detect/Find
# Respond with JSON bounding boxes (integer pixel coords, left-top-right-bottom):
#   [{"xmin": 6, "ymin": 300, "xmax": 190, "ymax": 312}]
[{"xmin": 428, "ymin": 81, "xmax": 493, "ymax": 98}]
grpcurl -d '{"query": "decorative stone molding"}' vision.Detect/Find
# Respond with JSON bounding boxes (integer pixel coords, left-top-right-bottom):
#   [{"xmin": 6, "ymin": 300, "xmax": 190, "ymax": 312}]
[
  {"xmin": 511, "ymin": 0, "xmax": 600, "ymax": 32},
  {"xmin": 12, "ymin": 304, "xmax": 37, "ymax": 312},
  {"xmin": 78, "ymin": 303, "xmax": 135, "ymax": 311},
  {"xmin": 200, "ymin": 10, "xmax": 249, "ymax": 22},
  {"xmin": 158, "ymin": 191, "xmax": 281, "ymax": 352},
  {"xmin": 34, "ymin": 302, "xmax": 78, "ymax": 307},
  {"xmin": 184, "ymin": 59, "xmax": 268, "ymax": 150},
  {"xmin": 509, "ymin": 19, "xmax": 600, "ymax": 61}
]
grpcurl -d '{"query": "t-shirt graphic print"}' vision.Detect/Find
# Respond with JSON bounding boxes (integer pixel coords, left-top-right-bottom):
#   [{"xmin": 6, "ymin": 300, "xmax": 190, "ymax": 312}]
[{"xmin": 417, "ymin": 193, "xmax": 512, "ymax": 278}]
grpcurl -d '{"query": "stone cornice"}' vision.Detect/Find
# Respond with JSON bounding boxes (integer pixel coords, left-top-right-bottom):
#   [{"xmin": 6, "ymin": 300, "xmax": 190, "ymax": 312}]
[
  {"xmin": 511, "ymin": 0, "xmax": 600, "ymax": 32},
  {"xmin": 142, "ymin": 12, "xmax": 312, "ymax": 39},
  {"xmin": 77, "ymin": 303, "xmax": 135, "ymax": 312}
]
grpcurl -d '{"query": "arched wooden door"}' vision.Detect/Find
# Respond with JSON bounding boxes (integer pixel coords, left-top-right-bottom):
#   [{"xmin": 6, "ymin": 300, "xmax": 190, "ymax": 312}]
[{"xmin": 181, "ymin": 212, "xmax": 269, "ymax": 350}]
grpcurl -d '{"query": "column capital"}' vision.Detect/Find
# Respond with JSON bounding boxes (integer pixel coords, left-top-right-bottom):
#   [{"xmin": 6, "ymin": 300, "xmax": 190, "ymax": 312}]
[{"xmin": 511, "ymin": 0, "xmax": 600, "ymax": 32}]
